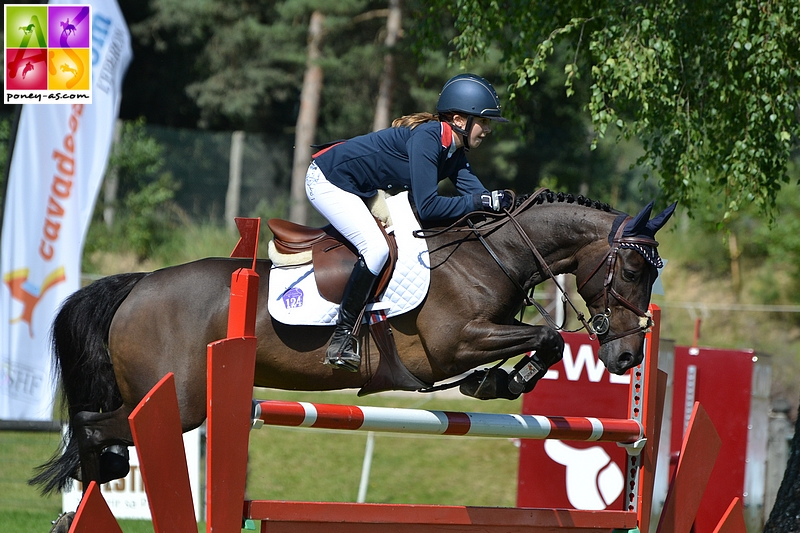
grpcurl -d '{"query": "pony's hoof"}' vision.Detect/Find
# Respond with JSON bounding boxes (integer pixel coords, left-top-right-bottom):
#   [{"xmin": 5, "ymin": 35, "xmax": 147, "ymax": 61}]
[
  {"xmin": 50, "ymin": 512, "xmax": 74, "ymax": 533},
  {"xmin": 459, "ymin": 368, "xmax": 520, "ymax": 400},
  {"xmin": 99, "ymin": 445, "xmax": 130, "ymax": 483}
]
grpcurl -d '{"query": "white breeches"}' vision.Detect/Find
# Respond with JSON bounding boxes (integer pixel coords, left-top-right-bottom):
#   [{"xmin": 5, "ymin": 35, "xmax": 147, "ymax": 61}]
[{"xmin": 305, "ymin": 162, "xmax": 389, "ymax": 276}]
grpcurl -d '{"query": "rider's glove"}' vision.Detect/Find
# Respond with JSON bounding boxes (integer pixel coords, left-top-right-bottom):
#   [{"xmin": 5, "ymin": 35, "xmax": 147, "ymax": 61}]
[{"xmin": 481, "ymin": 190, "xmax": 512, "ymax": 212}]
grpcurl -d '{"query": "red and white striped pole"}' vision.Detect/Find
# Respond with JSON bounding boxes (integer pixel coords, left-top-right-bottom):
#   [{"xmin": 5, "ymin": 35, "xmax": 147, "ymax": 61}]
[{"xmin": 252, "ymin": 400, "xmax": 643, "ymax": 444}]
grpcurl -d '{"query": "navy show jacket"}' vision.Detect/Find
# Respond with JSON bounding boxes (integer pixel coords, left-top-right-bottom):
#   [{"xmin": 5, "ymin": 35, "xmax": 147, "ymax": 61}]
[{"xmin": 312, "ymin": 121, "xmax": 488, "ymax": 222}]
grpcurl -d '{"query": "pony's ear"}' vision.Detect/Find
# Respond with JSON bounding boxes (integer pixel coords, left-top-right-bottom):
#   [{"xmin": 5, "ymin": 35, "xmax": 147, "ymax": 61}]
[
  {"xmin": 622, "ymin": 201, "xmax": 655, "ymax": 238},
  {"xmin": 646, "ymin": 202, "xmax": 677, "ymax": 235}
]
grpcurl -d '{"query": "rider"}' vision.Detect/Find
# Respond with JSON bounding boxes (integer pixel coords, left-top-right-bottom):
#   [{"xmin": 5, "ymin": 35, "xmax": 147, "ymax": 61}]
[{"xmin": 306, "ymin": 73, "xmax": 513, "ymax": 372}]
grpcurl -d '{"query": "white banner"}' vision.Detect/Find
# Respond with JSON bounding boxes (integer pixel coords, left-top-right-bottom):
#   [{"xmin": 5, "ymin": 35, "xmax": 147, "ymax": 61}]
[{"xmin": 0, "ymin": 0, "xmax": 132, "ymax": 420}]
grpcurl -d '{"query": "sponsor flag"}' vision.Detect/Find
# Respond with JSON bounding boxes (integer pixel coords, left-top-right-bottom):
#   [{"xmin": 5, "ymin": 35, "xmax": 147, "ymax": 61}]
[{"xmin": 0, "ymin": 0, "xmax": 132, "ymax": 420}]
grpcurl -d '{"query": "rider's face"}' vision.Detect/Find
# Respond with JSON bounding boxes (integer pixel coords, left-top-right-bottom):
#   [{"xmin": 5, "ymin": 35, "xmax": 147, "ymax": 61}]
[
  {"xmin": 453, "ymin": 115, "xmax": 492, "ymax": 149},
  {"xmin": 469, "ymin": 117, "xmax": 492, "ymax": 149}
]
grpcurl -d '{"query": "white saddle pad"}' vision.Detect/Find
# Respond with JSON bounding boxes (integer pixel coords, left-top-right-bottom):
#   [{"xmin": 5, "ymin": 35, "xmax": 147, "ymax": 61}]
[{"xmin": 268, "ymin": 192, "xmax": 430, "ymax": 326}]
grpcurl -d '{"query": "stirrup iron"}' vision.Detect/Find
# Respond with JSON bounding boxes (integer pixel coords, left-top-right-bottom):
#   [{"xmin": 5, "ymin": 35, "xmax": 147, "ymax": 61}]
[{"xmin": 324, "ymin": 334, "xmax": 361, "ymax": 372}]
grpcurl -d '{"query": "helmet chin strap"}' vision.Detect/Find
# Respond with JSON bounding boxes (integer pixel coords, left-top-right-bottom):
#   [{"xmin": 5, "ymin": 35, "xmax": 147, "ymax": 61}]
[{"xmin": 449, "ymin": 116, "xmax": 475, "ymax": 151}]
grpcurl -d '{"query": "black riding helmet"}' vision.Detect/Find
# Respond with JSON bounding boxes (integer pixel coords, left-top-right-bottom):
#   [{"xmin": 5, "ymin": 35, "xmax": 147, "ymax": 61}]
[{"xmin": 436, "ymin": 73, "xmax": 508, "ymax": 150}]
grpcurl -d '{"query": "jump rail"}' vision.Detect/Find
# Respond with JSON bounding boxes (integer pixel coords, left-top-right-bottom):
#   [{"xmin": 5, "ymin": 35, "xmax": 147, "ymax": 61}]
[{"xmin": 252, "ymin": 400, "xmax": 644, "ymax": 447}]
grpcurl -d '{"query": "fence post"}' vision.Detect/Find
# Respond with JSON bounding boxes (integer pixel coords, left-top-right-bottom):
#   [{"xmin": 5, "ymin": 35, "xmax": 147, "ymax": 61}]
[{"xmin": 226, "ymin": 130, "xmax": 245, "ymax": 233}]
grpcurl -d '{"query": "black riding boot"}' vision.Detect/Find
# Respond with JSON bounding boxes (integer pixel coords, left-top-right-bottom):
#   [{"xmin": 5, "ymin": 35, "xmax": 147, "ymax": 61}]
[{"xmin": 325, "ymin": 257, "xmax": 378, "ymax": 372}]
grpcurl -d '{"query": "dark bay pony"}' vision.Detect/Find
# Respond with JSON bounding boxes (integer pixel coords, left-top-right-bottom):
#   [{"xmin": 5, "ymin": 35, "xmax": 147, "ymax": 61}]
[{"xmin": 32, "ymin": 190, "xmax": 675, "ymax": 496}]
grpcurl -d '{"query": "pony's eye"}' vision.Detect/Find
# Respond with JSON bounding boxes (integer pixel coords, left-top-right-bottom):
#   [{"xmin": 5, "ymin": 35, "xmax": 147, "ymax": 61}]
[{"xmin": 622, "ymin": 269, "xmax": 637, "ymax": 282}]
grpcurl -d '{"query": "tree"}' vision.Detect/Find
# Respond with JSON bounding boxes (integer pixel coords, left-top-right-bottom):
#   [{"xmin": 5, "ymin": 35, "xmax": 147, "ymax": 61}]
[
  {"xmin": 130, "ymin": 0, "xmax": 407, "ymax": 134},
  {"xmin": 765, "ymin": 406, "xmax": 800, "ymax": 532},
  {"xmin": 0, "ymin": 115, "xmax": 11, "ymax": 212},
  {"xmin": 414, "ymin": 0, "xmax": 799, "ymax": 222},
  {"xmin": 123, "ymin": 0, "xmax": 644, "ymax": 217},
  {"xmin": 85, "ymin": 119, "xmax": 178, "ymax": 263},
  {"xmin": 372, "ymin": 0, "xmax": 402, "ymax": 132},
  {"xmin": 129, "ymin": 1, "xmax": 308, "ymax": 131},
  {"xmin": 289, "ymin": 10, "xmax": 325, "ymax": 224}
]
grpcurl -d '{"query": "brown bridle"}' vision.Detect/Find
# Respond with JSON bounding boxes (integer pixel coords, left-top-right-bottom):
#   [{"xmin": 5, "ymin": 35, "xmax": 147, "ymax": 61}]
[
  {"xmin": 499, "ymin": 202, "xmax": 655, "ymax": 345},
  {"xmin": 575, "ymin": 217, "xmax": 656, "ymax": 344}
]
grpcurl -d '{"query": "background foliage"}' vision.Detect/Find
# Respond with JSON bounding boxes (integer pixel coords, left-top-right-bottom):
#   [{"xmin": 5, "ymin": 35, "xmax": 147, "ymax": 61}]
[
  {"xmin": 418, "ymin": 0, "xmax": 800, "ymax": 223},
  {"xmin": 0, "ymin": 0, "xmax": 796, "ymax": 336},
  {"xmin": 0, "ymin": 0, "xmax": 797, "ymax": 333},
  {"xmin": 84, "ymin": 119, "xmax": 179, "ymax": 263},
  {"xmin": 114, "ymin": 0, "xmax": 665, "ymax": 212}
]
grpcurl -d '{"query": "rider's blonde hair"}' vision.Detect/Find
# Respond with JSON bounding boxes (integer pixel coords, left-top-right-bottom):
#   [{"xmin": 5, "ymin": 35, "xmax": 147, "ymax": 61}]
[{"xmin": 392, "ymin": 112, "xmax": 443, "ymax": 129}]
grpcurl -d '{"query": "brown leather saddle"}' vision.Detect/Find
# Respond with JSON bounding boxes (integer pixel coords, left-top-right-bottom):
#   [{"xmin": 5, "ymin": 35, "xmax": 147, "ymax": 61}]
[
  {"xmin": 266, "ymin": 217, "xmax": 428, "ymax": 395},
  {"xmin": 267, "ymin": 218, "xmax": 397, "ymax": 304}
]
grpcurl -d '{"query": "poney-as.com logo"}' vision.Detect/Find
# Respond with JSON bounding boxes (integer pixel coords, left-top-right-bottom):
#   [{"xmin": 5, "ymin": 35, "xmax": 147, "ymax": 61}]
[{"xmin": 4, "ymin": 4, "xmax": 92, "ymax": 104}]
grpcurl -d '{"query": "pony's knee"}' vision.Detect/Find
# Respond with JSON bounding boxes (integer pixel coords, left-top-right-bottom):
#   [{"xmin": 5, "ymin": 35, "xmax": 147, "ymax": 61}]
[{"xmin": 541, "ymin": 328, "xmax": 564, "ymax": 364}]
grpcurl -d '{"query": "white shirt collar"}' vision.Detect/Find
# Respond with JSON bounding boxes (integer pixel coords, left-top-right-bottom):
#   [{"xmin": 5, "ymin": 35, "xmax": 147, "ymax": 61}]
[{"xmin": 447, "ymin": 134, "xmax": 458, "ymax": 159}]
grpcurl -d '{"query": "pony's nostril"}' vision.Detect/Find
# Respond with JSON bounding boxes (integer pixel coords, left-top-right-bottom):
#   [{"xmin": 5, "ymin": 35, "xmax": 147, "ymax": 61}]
[{"xmin": 618, "ymin": 351, "xmax": 634, "ymax": 368}]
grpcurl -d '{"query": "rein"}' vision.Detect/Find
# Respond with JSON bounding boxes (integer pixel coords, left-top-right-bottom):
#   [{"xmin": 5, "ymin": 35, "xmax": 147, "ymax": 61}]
[{"xmin": 413, "ymin": 189, "xmax": 653, "ymax": 345}]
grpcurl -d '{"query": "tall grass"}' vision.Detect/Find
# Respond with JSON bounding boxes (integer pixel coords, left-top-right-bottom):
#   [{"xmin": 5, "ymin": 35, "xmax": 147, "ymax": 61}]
[{"xmin": 84, "ymin": 222, "xmax": 273, "ymax": 275}]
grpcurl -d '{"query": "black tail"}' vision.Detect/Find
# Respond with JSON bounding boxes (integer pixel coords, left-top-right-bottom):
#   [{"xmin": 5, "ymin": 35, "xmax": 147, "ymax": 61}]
[{"xmin": 29, "ymin": 272, "xmax": 147, "ymax": 495}]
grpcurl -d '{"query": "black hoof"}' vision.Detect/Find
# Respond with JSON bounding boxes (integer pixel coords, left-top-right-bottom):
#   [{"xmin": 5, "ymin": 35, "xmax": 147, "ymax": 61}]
[
  {"xmin": 99, "ymin": 445, "xmax": 130, "ymax": 483},
  {"xmin": 50, "ymin": 512, "xmax": 74, "ymax": 533},
  {"xmin": 459, "ymin": 368, "xmax": 520, "ymax": 400}
]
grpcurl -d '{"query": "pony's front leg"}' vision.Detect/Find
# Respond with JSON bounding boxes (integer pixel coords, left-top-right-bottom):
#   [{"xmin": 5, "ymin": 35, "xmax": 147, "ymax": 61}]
[{"xmin": 455, "ymin": 321, "xmax": 564, "ymax": 400}]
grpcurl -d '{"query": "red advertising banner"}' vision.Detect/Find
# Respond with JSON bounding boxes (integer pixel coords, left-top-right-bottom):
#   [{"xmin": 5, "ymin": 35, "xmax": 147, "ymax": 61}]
[
  {"xmin": 670, "ymin": 346, "xmax": 754, "ymax": 532},
  {"xmin": 517, "ymin": 332, "xmax": 632, "ymax": 510}
]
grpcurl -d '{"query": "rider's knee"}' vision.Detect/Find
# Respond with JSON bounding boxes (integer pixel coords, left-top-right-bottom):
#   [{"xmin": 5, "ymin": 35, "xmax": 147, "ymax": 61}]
[{"xmin": 362, "ymin": 243, "xmax": 390, "ymax": 275}]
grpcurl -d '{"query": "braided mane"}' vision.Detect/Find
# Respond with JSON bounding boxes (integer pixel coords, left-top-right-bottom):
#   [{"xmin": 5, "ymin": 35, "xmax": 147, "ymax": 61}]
[{"xmin": 516, "ymin": 189, "xmax": 614, "ymax": 213}]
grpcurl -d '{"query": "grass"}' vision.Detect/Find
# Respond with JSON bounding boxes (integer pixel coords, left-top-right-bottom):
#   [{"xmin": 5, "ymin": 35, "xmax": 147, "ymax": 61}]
[
  {"xmin": 1, "ymin": 390, "xmax": 522, "ymax": 532},
  {"xmin": 0, "ymin": 430, "xmax": 62, "ymax": 531},
  {"xmin": 0, "ymin": 428, "xmax": 201, "ymax": 532}
]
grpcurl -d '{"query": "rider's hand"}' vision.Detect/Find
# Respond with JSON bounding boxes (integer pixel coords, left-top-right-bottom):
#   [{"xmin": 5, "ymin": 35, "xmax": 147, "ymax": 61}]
[{"xmin": 481, "ymin": 190, "xmax": 512, "ymax": 212}]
